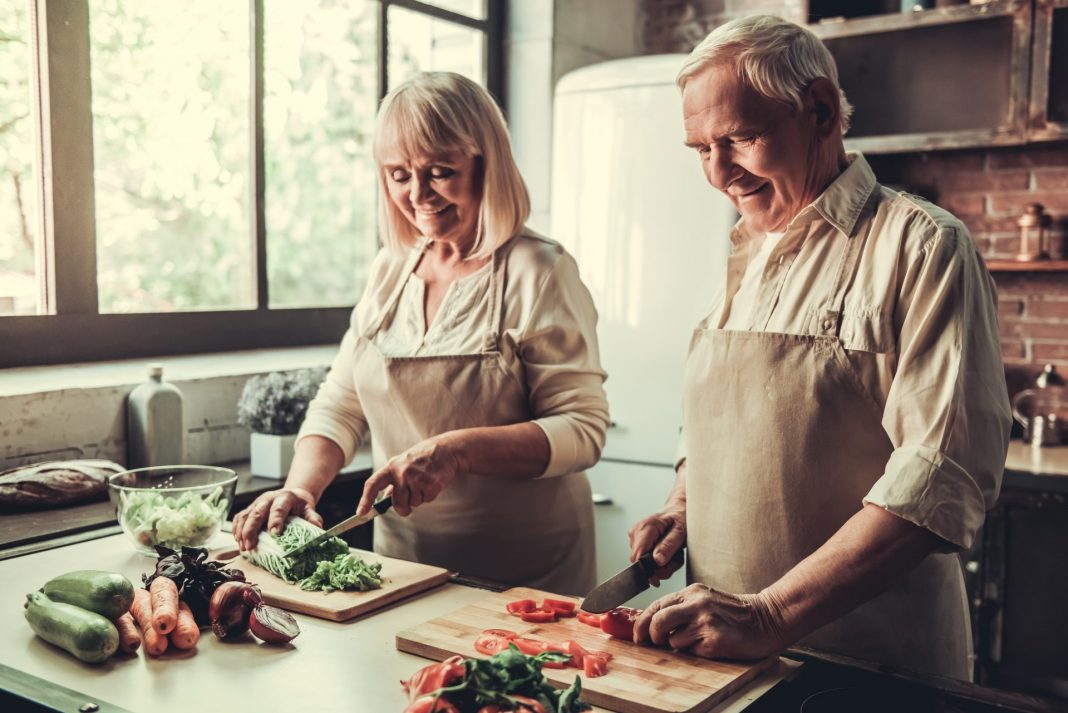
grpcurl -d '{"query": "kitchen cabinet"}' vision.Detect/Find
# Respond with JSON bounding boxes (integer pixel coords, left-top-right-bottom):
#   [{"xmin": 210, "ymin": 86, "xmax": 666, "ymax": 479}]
[
  {"xmin": 586, "ymin": 460, "xmax": 687, "ymax": 608},
  {"xmin": 809, "ymin": 1, "xmax": 1061, "ymax": 153}
]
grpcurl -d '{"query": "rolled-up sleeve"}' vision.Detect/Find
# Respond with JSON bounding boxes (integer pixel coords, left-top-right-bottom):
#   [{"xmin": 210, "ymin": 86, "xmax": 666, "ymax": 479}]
[
  {"xmin": 864, "ymin": 225, "xmax": 1011, "ymax": 550},
  {"xmin": 518, "ymin": 254, "xmax": 610, "ymax": 478}
]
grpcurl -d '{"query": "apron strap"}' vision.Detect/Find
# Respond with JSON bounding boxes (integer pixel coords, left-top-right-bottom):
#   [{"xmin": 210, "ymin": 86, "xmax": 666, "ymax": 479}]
[
  {"xmin": 481, "ymin": 235, "xmax": 515, "ymax": 355},
  {"xmin": 363, "ymin": 238, "xmax": 430, "ymax": 340}
]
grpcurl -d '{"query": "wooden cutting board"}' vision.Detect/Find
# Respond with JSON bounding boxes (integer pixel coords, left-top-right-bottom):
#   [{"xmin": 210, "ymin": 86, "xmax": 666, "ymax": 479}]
[
  {"xmin": 211, "ymin": 544, "xmax": 450, "ymax": 622},
  {"xmin": 396, "ymin": 587, "xmax": 777, "ymax": 713}
]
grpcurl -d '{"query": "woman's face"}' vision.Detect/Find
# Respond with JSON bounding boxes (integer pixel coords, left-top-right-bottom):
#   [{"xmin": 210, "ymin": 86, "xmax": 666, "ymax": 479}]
[{"xmin": 382, "ymin": 151, "xmax": 483, "ymax": 248}]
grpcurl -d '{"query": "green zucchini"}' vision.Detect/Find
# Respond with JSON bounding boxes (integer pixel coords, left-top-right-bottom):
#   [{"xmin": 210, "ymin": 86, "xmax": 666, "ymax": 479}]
[
  {"xmin": 42, "ymin": 570, "xmax": 134, "ymax": 620},
  {"xmin": 24, "ymin": 591, "xmax": 119, "ymax": 664}
]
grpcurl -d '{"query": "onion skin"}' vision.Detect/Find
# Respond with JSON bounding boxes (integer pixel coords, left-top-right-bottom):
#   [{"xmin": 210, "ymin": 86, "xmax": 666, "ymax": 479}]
[
  {"xmin": 249, "ymin": 604, "xmax": 301, "ymax": 644},
  {"xmin": 209, "ymin": 581, "xmax": 257, "ymax": 639}
]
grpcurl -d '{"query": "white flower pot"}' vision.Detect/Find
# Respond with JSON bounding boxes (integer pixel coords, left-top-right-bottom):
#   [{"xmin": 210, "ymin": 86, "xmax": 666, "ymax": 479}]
[{"xmin": 249, "ymin": 432, "xmax": 297, "ymax": 479}]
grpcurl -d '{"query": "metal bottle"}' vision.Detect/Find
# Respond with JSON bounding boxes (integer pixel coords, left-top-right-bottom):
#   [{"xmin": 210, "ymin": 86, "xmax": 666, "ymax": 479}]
[{"xmin": 126, "ymin": 364, "xmax": 185, "ymax": 467}]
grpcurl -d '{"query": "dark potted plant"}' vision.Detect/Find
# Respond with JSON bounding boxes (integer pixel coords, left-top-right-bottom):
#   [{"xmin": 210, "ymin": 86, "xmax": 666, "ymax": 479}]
[{"xmin": 237, "ymin": 367, "xmax": 326, "ymax": 478}]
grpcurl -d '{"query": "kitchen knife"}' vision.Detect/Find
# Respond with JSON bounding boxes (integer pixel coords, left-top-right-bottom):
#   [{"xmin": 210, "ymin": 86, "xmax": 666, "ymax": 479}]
[
  {"xmin": 282, "ymin": 496, "xmax": 392, "ymax": 559},
  {"xmin": 581, "ymin": 547, "xmax": 685, "ymax": 613}
]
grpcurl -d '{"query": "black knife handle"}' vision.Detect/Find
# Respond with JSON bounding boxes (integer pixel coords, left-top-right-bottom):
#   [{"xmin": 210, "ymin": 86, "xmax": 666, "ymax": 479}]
[
  {"xmin": 373, "ymin": 496, "xmax": 393, "ymax": 514},
  {"xmin": 637, "ymin": 547, "xmax": 685, "ymax": 577}
]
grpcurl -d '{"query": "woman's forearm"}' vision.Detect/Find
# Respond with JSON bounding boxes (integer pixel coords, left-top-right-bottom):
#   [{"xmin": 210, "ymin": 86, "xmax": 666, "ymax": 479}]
[
  {"xmin": 435, "ymin": 423, "xmax": 551, "ymax": 479},
  {"xmin": 284, "ymin": 435, "xmax": 346, "ymax": 502},
  {"xmin": 758, "ymin": 503, "xmax": 946, "ymax": 645}
]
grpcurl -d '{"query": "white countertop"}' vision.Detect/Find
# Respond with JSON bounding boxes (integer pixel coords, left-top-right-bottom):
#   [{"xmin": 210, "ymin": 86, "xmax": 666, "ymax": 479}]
[
  {"xmin": 0, "ymin": 533, "xmax": 794, "ymax": 713},
  {"xmin": 1004, "ymin": 441, "xmax": 1068, "ymax": 478}
]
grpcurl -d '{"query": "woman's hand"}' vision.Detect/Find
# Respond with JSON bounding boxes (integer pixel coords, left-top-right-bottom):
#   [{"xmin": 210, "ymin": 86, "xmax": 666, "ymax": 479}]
[
  {"xmin": 633, "ymin": 584, "xmax": 787, "ymax": 660},
  {"xmin": 628, "ymin": 505, "xmax": 687, "ymax": 585},
  {"xmin": 356, "ymin": 437, "xmax": 464, "ymax": 517},
  {"xmin": 232, "ymin": 488, "xmax": 323, "ymax": 551}
]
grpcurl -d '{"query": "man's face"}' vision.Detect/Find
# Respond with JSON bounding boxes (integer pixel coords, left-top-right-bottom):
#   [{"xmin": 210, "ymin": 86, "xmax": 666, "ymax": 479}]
[{"xmin": 682, "ymin": 63, "xmax": 820, "ymax": 234}]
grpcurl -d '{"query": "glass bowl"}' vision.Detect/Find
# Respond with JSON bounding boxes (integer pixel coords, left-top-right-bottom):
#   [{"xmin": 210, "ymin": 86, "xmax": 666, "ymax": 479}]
[{"xmin": 107, "ymin": 465, "xmax": 238, "ymax": 556}]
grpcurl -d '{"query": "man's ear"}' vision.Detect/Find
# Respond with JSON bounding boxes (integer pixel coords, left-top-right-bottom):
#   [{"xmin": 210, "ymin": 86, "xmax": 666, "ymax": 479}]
[{"xmin": 803, "ymin": 77, "xmax": 840, "ymax": 138}]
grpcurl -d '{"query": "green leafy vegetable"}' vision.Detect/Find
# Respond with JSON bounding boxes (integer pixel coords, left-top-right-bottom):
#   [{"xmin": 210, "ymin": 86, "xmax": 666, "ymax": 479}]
[
  {"xmin": 241, "ymin": 517, "xmax": 382, "ymax": 593},
  {"xmin": 299, "ymin": 554, "xmax": 382, "ymax": 592},
  {"xmin": 412, "ymin": 645, "xmax": 591, "ymax": 713},
  {"xmin": 119, "ymin": 486, "xmax": 229, "ymax": 550}
]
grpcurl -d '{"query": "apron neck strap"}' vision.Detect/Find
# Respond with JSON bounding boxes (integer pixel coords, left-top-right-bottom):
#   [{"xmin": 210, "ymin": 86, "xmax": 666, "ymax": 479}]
[
  {"xmin": 481, "ymin": 235, "xmax": 514, "ymax": 354},
  {"xmin": 363, "ymin": 238, "xmax": 429, "ymax": 340}
]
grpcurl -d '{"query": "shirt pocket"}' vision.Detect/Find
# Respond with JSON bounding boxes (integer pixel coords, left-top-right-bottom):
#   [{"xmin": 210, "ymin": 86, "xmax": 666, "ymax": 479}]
[{"xmin": 839, "ymin": 308, "xmax": 895, "ymax": 355}]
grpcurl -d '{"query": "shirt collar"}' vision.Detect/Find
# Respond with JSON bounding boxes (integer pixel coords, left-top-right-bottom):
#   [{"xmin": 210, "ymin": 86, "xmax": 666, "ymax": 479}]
[{"xmin": 729, "ymin": 152, "xmax": 878, "ymax": 248}]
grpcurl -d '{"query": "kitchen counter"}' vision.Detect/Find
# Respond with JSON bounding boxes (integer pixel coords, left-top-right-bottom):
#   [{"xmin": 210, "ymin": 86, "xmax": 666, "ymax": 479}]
[
  {"xmin": 1004, "ymin": 442, "xmax": 1068, "ymax": 494},
  {"xmin": 0, "ymin": 533, "xmax": 793, "ymax": 713}
]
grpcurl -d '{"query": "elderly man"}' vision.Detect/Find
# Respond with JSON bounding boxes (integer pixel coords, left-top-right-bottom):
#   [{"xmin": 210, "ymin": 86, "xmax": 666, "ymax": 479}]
[{"xmin": 627, "ymin": 15, "xmax": 1011, "ymax": 679}]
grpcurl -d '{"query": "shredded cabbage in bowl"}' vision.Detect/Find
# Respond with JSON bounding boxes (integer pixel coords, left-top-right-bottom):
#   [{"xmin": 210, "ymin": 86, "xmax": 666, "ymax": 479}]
[{"xmin": 119, "ymin": 485, "xmax": 230, "ymax": 552}]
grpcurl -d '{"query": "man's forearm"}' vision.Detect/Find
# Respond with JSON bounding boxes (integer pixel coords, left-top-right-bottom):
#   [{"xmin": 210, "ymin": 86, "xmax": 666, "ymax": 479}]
[{"xmin": 758, "ymin": 503, "xmax": 947, "ymax": 645}]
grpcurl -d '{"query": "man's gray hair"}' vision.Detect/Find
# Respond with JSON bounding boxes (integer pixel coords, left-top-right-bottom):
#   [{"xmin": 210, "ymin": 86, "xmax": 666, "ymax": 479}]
[{"xmin": 677, "ymin": 15, "xmax": 854, "ymax": 135}]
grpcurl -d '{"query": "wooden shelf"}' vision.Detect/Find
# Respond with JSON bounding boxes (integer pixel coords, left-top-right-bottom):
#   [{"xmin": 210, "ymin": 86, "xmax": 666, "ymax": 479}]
[{"xmin": 986, "ymin": 259, "xmax": 1068, "ymax": 272}]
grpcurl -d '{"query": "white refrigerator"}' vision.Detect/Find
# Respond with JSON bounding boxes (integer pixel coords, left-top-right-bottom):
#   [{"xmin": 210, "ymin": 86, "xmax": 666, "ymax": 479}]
[{"xmin": 550, "ymin": 55, "xmax": 735, "ymax": 606}]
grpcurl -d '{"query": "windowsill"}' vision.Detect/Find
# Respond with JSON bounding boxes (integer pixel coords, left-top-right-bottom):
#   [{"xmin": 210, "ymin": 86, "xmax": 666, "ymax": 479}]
[{"xmin": 0, "ymin": 344, "xmax": 339, "ymax": 397}]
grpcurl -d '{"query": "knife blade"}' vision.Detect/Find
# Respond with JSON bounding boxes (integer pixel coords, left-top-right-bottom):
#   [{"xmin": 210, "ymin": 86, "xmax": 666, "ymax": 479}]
[
  {"xmin": 581, "ymin": 548, "xmax": 685, "ymax": 613},
  {"xmin": 282, "ymin": 496, "xmax": 392, "ymax": 559}
]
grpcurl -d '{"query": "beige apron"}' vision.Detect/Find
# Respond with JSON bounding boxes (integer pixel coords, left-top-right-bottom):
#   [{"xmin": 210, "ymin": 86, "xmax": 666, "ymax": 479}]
[
  {"xmin": 350, "ymin": 235, "xmax": 596, "ymax": 596},
  {"xmin": 682, "ymin": 225, "xmax": 973, "ymax": 679}
]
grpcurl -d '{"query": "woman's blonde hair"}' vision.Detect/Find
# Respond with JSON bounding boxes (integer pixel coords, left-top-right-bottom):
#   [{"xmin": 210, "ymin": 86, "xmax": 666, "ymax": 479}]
[
  {"xmin": 676, "ymin": 15, "xmax": 853, "ymax": 135},
  {"xmin": 372, "ymin": 72, "xmax": 530, "ymax": 259}
]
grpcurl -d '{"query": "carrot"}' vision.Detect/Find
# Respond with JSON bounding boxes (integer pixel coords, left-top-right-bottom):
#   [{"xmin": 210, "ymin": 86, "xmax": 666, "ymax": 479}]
[
  {"xmin": 115, "ymin": 612, "xmax": 141, "ymax": 654},
  {"xmin": 131, "ymin": 588, "xmax": 169, "ymax": 657},
  {"xmin": 149, "ymin": 576, "xmax": 179, "ymax": 635},
  {"xmin": 169, "ymin": 600, "xmax": 200, "ymax": 651}
]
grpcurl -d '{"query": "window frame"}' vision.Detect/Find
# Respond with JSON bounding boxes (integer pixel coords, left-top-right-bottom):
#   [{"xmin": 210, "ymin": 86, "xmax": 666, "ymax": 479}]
[{"xmin": 1, "ymin": 0, "xmax": 504, "ymax": 368}]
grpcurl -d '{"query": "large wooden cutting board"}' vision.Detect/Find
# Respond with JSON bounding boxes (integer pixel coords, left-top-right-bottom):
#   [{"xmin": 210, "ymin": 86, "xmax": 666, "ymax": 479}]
[
  {"xmin": 211, "ymin": 543, "xmax": 450, "ymax": 622},
  {"xmin": 396, "ymin": 587, "xmax": 776, "ymax": 713}
]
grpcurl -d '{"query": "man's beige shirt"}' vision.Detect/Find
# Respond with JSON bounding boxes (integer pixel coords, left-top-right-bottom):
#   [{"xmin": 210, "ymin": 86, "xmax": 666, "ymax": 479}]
[{"xmin": 681, "ymin": 152, "xmax": 1011, "ymax": 550}]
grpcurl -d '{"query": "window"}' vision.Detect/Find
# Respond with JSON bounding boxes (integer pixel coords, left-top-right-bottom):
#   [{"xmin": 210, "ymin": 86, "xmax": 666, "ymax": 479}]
[{"xmin": 0, "ymin": 0, "xmax": 502, "ymax": 367}]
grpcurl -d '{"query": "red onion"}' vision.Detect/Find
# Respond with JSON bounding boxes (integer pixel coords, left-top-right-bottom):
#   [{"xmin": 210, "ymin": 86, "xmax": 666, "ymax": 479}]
[
  {"xmin": 209, "ymin": 581, "xmax": 261, "ymax": 639},
  {"xmin": 248, "ymin": 604, "xmax": 301, "ymax": 644}
]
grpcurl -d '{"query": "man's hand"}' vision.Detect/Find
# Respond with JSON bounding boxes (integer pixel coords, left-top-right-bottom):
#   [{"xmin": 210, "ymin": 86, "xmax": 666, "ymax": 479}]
[
  {"xmin": 628, "ymin": 506, "xmax": 687, "ymax": 584},
  {"xmin": 356, "ymin": 436, "xmax": 464, "ymax": 517},
  {"xmin": 633, "ymin": 583, "xmax": 786, "ymax": 660}
]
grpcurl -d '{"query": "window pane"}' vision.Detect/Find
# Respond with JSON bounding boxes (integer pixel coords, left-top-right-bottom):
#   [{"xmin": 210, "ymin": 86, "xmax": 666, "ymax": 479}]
[
  {"xmin": 420, "ymin": 0, "xmax": 487, "ymax": 20},
  {"xmin": 0, "ymin": 0, "xmax": 41, "ymax": 316},
  {"xmin": 388, "ymin": 6, "xmax": 485, "ymax": 89},
  {"xmin": 264, "ymin": 0, "xmax": 379, "ymax": 308},
  {"xmin": 88, "ymin": 1, "xmax": 253, "ymax": 313}
]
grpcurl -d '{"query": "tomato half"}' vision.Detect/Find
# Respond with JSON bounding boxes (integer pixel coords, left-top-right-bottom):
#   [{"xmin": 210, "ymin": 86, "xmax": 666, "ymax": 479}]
[
  {"xmin": 519, "ymin": 608, "xmax": 557, "ymax": 623},
  {"xmin": 600, "ymin": 606, "xmax": 641, "ymax": 640},
  {"xmin": 505, "ymin": 599, "xmax": 537, "ymax": 615},
  {"xmin": 576, "ymin": 610, "xmax": 603, "ymax": 628}
]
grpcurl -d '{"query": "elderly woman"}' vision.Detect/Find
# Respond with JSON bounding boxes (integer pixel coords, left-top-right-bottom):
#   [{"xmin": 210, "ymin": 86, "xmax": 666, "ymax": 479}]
[
  {"xmin": 627, "ymin": 16, "xmax": 1010, "ymax": 678},
  {"xmin": 234, "ymin": 72, "xmax": 608, "ymax": 596}
]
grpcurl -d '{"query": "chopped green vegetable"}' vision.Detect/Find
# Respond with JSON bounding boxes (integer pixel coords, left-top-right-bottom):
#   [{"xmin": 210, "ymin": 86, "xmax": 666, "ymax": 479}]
[
  {"xmin": 119, "ymin": 486, "xmax": 229, "ymax": 550},
  {"xmin": 299, "ymin": 554, "xmax": 382, "ymax": 592},
  {"xmin": 428, "ymin": 645, "xmax": 591, "ymax": 713},
  {"xmin": 241, "ymin": 517, "xmax": 381, "ymax": 593}
]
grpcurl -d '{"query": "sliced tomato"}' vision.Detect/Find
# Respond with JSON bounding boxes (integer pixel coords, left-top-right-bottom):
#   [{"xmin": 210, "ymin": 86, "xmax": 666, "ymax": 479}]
[
  {"xmin": 541, "ymin": 641, "xmax": 574, "ymax": 667},
  {"xmin": 474, "ymin": 634, "xmax": 512, "ymax": 656},
  {"xmin": 600, "ymin": 606, "xmax": 641, "ymax": 640},
  {"xmin": 563, "ymin": 640, "xmax": 588, "ymax": 667},
  {"xmin": 542, "ymin": 597, "xmax": 576, "ymax": 616},
  {"xmin": 583, "ymin": 653, "xmax": 609, "ymax": 678},
  {"xmin": 519, "ymin": 608, "xmax": 557, "ymax": 623},
  {"xmin": 511, "ymin": 637, "xmax": 548, "ymax": 656},
  {"xmin": 505, "ymin": 599, "xmax": 537, "ymax": 615},
  {"xmin": 402, "ymin": 655, "xmax": 467, "ymax": 700},
  {"xmin": 576, "ymin": 610, "xmax": 603, "ymax": 628},
  {"xmin": 481, "ymin": 628, "xmax": 518, "ymax": 640}
]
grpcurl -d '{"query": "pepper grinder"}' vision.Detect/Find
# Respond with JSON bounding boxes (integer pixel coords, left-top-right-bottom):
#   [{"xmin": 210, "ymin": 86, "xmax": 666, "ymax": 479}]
[{"xmin": 1015, "ymin": 203, "xmax": 1049, "ymax": 262}]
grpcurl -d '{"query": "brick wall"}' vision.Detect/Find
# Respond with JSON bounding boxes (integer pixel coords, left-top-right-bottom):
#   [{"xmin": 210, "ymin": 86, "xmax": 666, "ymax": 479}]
[{"xmin": 639, "ymin": 0, "xmax": 1068, "ymax": 389}]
